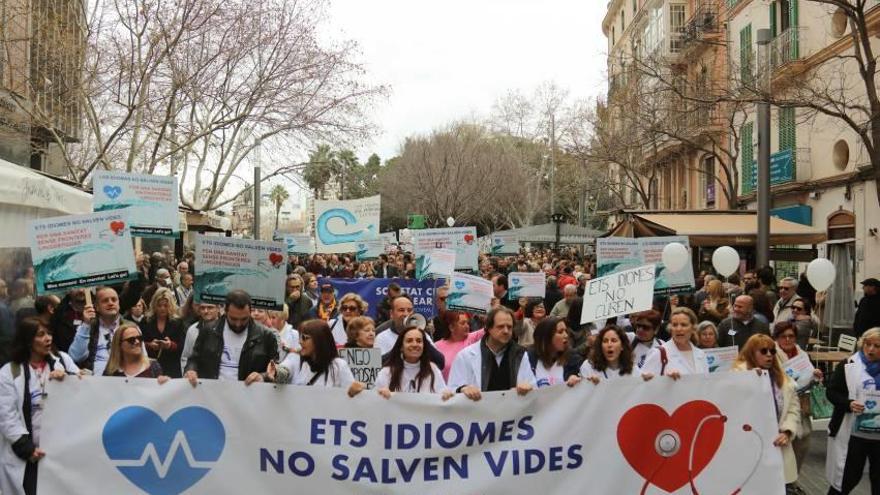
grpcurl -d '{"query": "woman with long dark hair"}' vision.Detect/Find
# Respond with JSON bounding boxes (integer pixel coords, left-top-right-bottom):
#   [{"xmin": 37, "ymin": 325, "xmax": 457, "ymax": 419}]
[
  {"xmin": 376, "ymin": 325, "xmax": 451, "ymax": 399},
  {"xmin": 527, "ymin": 317, "xmax": 582, "ymax": 388},
  {"xmin": 0, "ymin": 317, "xmax": 79, "ymax": 495},
  {"xmin": 580, "ymin": 325, "xmax": 635, "ymax": 382}
]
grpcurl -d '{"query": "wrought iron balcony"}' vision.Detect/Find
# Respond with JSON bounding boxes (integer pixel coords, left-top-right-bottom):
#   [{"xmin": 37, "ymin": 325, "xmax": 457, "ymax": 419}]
[{"xmin": 769, "ymin": 27, "xmax": 806, "ymax": 71}]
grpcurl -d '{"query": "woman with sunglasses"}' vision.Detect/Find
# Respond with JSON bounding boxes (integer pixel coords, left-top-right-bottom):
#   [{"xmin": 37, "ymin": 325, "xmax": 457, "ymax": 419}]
[
  {"xmin": 376, "ymin": 325, "xmax": 451, "ymax": 399},
  {"xmin": 641, "ymin": 307, "xmax": 709, "ymax": 380},
  {"xmin": 104, "ymin": 322, "xmax": 169, "ymax": 384},
  {"xmin": 773, "ymin": 321, "xmax": 822, "ymax": 479},
  {"xmin": 517, "ymin": 300, "xmax": 546, "ymax": 347},
  {"xmin": 0, "ymin": 317, "xmax": 79, "ymax": 495},
  {"xmin": 734, "ymin": 334, "xmax": 801, "ymax": 490},
  {"xmin": 628, "ymin": 310, "xmax": 664, "ymax": 369},
  {"xmin": 790, "ymin": 300, "xmax": 816, "ymax": 349},
  {"xmin": 327, "ymin": 293, "xmax": 368, "ymax": 347}
]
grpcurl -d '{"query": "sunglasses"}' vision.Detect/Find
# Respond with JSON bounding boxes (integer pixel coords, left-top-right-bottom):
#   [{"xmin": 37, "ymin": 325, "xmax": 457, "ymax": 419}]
[
  {"xmin": 341, "ymin": 305, "xmax": 359, "ymax": 312},
  {"xmin": 123, "ymin": 336, "xmax": 142, "ymax": 345},
  {"xmin": 792, "ymin": 306, "xmax": 804, "ymax": 311},
  {"xmin": 758, "ymin": 348, "xmax": 777, "ymax": 356}
]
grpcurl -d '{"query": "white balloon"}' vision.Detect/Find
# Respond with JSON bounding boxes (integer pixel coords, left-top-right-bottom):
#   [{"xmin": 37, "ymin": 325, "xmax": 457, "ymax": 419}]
[
  {"xmin": 806, "ymin": 258, "xmax": 836, "ymax": 292},
  {"xmin": 661, "ymin": 242, "xmax": 689, "ymax": 273},
  {"xmin": 446, "ymin": 217, "xmax": 455, "ymax": 227},
  {"xmin": 711, "ymin": 246, "xmax": 740, "ymax": 277}
]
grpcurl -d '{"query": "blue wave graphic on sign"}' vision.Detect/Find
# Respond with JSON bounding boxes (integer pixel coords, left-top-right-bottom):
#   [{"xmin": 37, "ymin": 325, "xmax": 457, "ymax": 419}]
[
  {"xmin": 102, "ymin": 406, "xmax": 225, "ymax": 495},
  {"xmin": 316, "ymin": 208, "xmax": 376, "ymax": 245}
]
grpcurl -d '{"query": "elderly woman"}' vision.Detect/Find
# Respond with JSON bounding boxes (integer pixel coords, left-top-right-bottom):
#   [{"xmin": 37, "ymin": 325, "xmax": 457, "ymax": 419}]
[
  {"xmin": 343, "ymin": 316, "xmax": 377, "ymax": 349},
  {"xmin": 697, "ymin": 321, "xmax": 719, "ymax": 349},
  {"xmin": 0, "ymin": 317, "xmax": 79, "ymax": 495},
  {"xmin": 517, "ymin": 300, "xmax": 546, "ymax": 347},
  {"xmin": 326, "ymin": 293, "xmax": 368, "ymax": 346},
  {"xmin": 773, "ymin": 321, "xmax": 822, "ymax": 477},
  {"xmin": 735, "ymin": 333, "xmax": 801, "ymax": 490},
  {"xmin": 826, "ymin": 327, "xmax": 880, "ymax": 494}
]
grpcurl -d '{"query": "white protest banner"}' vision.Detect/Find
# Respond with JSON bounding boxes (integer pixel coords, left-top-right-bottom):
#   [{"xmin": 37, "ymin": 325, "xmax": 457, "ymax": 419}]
[
  {"xmin": 93, "ymin": 170, "xmax": 179, "ymax": 238},
  {"xmin": 356, "ymin": 239, "xmax": 386, "ymax": 262},
  {"xmin": 282, "ymin": 234, "xmax": 315, "ymax": 255},
  {"xmin": 412, "ymin": 227, "xmax": 479, "ymax": 272},
  {"xmin": 195, "ymin": 236, "xmax": 286, "ymax": 310},
  {"xmin": 340, "ymin": 347, "xmax": 383, "ymax": 389},
  {"xmin": 447, "ymin": 272, "xmax": 493, "ymax": 314},
  {"xmin": 39, "ymin": 373, "xmax": 785, "ymax": 495},
  {"xmin": 704, "ymin": 346, "xmax": 739, "ymax": 373},
  {"xmin": 781, "ymin": 352, "xmax": 816, "ymax": 391},
  {"xmin": 597, "ymin": 236, "xmax": 695, "ymax": 294},
  {"xmin": 314, "ymin": 195, "xmax": 381, "ymax": 253},
  {"xmin": 507, "ymin": 272, "xmax": 546, "ymax": 300},
  {"xmin": 416, "ymin": 248, "xmax": 456, "ymax": 281},
  {"xmin": 380, "ymin": 231, "xmax": 398, "ymax": 245},
  {"xmin": 490, "ymin": 234, "xmax": 520, "ymax": 255},
  {"xmin": 581, "ymin": 264, "xmax": 655, "ymax": 324},
  {"xmin": 29, "ymin": 211, "xmax": 138, "ymax": 294}
]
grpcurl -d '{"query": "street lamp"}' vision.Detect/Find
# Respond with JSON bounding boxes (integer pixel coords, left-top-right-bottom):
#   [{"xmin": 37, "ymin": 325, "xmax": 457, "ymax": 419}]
[{"xmin": 551, "ymin": 212, "xmax": 566, "ymax": 251}]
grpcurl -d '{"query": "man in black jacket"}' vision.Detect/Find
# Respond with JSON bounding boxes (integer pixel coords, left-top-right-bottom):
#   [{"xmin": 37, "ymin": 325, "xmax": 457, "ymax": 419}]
[
  {"xmin": 184, "ymin": 290, "xmax": 283, "ymax": 385},
  {"xmin": 717, "ymin": 295, "xmax": 770, "ymax": 350},
  {"xmin": 854, "ymin": 278, "xmax": 880, "ymax": 337}
]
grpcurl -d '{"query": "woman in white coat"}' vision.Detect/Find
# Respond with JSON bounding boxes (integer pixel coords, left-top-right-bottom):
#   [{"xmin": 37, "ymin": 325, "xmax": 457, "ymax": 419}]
[
  {"xmin": 641, "ymin": 307, "xmax": 709, "ymax": 379},
  {"xmin": 0, "ymin": 317, "xmax": 79, "ymax": 495},
  {"xmin": 376, "ymin": 326, "xmax": 452, "ymax": 399},
  {"xmin": 826, "ymin": 327, "xmax": 880, "ymax": 494},
  {"xmin": 734, "ymin": 333, "xmax": 801, "ymax": 488}
]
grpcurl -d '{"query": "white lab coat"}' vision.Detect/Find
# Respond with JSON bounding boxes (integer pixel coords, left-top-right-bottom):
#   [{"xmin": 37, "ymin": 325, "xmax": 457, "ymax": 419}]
[
  {"xmin": 626, "ymin": 333, "xmax": 664, "ymax": 369},
  {"xmin": 376, "ymin": 327, "xmax": 436, "ymax": 355},
  {"xmin": 826, "ymin": 355, "xmax": 863, "ymax": 491},
  {"xmin": 640, "ymin": 340, "xmax": 710, "ymax": 377},
  {"xmin": 0, "ymin": 353, "xmax": 78, "ymax": 495},
  {"xmin": 375, "ymin": 362, "xmax": 448, "ymax": 394},
  {"xmin": 328, "ymin": 317, "xmax": 347, "ymax": 347},
  {"xmin": 447, "ymin": 342, "xmax": 536, "ymax": 391}
]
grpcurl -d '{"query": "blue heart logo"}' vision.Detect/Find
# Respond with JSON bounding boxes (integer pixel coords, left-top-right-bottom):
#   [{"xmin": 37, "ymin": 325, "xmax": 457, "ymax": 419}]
[
  {"xmin": 454, "ymin": 280, "xmax": 466, "ymax": 290},
  {"xmin": 706, "ymin": 356, "xmax": 715, "ymax": 365},
  {"xmin": 510, "ymin": 278, "xmax": 520, "ymax": 285},
  {"xmin": 103, "ymin": 406, "xmax": 225, "ymax": 494},
  {"xmin": 867, "ymin": 400, "xmax": 877, "ymax": 410},
  {"xmin": 103, "ymin": 185, "xmax": 123, "ymax": 199}
]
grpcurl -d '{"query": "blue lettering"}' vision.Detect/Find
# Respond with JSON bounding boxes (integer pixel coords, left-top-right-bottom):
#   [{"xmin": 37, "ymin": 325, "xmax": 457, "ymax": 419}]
[
  {"xmin": 483, "ymin": 451, "xmax": 508, "ymax": 476},
  {"xmin": 384, "ymin": 423, "xmax": 392, "ymax": 449},
  {"xmin": 567, "ymin": 445, "xmax": 584, "ymax": 469},
  {"xmin": 353, "ymin": 456, "xmax": 378, "ymax": 483},
  {"xmin": 437, "ymin": 422, "xmax": 464, "ymax": 449},
  {"xmin": 466, "ymin": 422, "xmax": 495, "ymax": 446},
  {"xmin": 259, "ymin": 449, "xmax": 284, "ymax": 473},
  {"xmin": 287, "ymin": 451, "xmax": 315, "ymax": 476},
  {"xmin": 445, "ymin": 454, "xmax": 468, "ymax": 480},
  {"xmin": 310, "ymin": 419, "xmax": 326, "ymax": 444},
  {"xmin": 398, "ymin": 424, "xmax": 419, "ymax": 450},
  {"xmin": 423, "ymin": 457, "xmax": 439, "ymax": 481},
  {"xmin": 329, "ymin": 419, "xmax": 346, "ymax": 446},
  {"xmin": 351, "ymin": 421, "xmax": 367, "ymax": 448},
  {"xmin": 381, "ymin": 458, "xmax": 398, "ymax": 484},
  {"xmin": 499, "ymin": 420, "xmax": 515, "ymax": 441},
  {"xmin": 548, "ymin": 446, "xmax": 563, "ymax": 471},
  {"xmin": 331, "ymin": 454, "xmax": 349, "ymax": 480},
  {"xmin": 396, "ymin": 458, "xmax": 420, "ymax": 483},
  {"xmin": 525, "ymin": 449, "xmax": 545, "ymax": 473},
  {"xmin": 517, "ymin": 416, "xmax": 534, "ymax": 441}
]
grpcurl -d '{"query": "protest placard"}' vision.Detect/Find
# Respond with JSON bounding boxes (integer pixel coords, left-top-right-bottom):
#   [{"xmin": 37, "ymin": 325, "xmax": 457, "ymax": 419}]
[
  {"xmin": 507, "ymin": 272, "xmax": 546, "ymax": 300},
  {"xmin": 581, "ymin": 264, "xmax": 655, "ymax": 324},
  {"xmin": 415, "ymin": 248, "xmax": 456, "ymax": 281},
  {"xmin": 29, "ymin": 211, "xmax": 138, "ymax": 294},
  {"xmin": 704, "ymin": 346, "xmax": 739, "ymax": 373},
  {"xmin": 447, "ymin": 272, "xmax": 493, "ymax": 314},
  {"xmin": 320, "ymin": 278, "xmax": 441, "ymax": 320},
  {"xmin": 314, "ymin": 195, "xmax": 381, "ymax": 253},
  {"xmin": 355, "ymin": 239, "xmax": 386, "ymax": 262},
  {"xmin": 781, "ymin": 352, "xmax": 816, "ymax": 391},
  {"xmin": 597, "ymin": 236, "xmax": 695, "ymax": 294},
  {"xmin": 411, "ymin": 227, "xmax": 479, "ymax": 272},
  {"xmin": 280, "ymin": 234, "xmax": 315, "ymax": 255},
  {"xmin": 40, "ymin": 372, "xmax": 785, "ymax": 495},
  {"xmin": 92, "ymin": 170, "xmax": 179, "ymax": 238},
  {"xmin": 490, "ymin": 234, "xmax": 520, "ymax": 255},
  {"xmin": 339, "ymin": 347, "xmax": 383, "ymax": 389},
  {"xmin": 194, "ymin": 236, "xmax": 286, "ymax": 310}
]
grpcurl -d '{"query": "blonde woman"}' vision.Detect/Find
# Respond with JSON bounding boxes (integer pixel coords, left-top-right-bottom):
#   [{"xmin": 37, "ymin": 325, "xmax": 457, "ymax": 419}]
[
  {"xmin": 104, "ymin": 322, "xmax": 169, "ymax": 384},
  {"xmin": 641, "ymin": 307, "xmax": 710, "ymax": 379},
  {"xmin": 328, "ymin": 293, "xmax": 369, "ymax": 346},
  {"xmin": 734, "ymin": 334, "xmax": 801, "ymax": 489},
  {"xmin": 698, "ymin": 279, "xmax": 730, "ymax": 325},
  {"xmin": 142, "ymin": 287, "xmax": 185, "ymax": 378}
]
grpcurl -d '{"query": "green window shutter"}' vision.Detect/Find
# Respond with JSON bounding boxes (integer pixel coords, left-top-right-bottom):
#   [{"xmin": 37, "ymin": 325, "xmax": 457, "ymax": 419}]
[
  {"xmin": 779, "ymin": 107, "xmax": 796, "ymax": 151},
  {"xmin": 741, "ymin": 122, "xmax": 754, "ymax": 194},
  {"xmin": 790, "ymin": 0, "xmax": 799, "ymax": 58},
  {"xmin": 740, "ymin": 25, "xmax": 753, "ymax": 86},
  {"xmin": 769, "ymin": 2, "xmax": 777, "ymax": 37}
]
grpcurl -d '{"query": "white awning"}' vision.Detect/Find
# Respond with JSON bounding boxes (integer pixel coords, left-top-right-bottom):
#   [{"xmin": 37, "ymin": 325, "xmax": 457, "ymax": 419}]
[{"xmin": 0, "ymin": 160, "xmax": 92, "ymax": 248}]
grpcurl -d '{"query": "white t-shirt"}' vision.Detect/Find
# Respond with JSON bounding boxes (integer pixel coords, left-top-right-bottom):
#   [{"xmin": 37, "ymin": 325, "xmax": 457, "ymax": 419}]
[
  {"xmin": 28, "ymin": 362, "xmax": 48, "ymax": 446},
  {"xmin": 375, "ymin": 361, "xmax": 447, "ymax": 393},
  {"xmin": 534, "ymin": 362, "xmax": 565, "ymax": 388},
  {"xmin": 294, "ymin": 357, "xmax": 355, "ymax": 388},
  {"xmin": 579, "ymin": 360, "xmax": 628, "ymax": 380},
  {"xmin": 219, "ymin": 323, "xmax": 248, "ymax": 381}
]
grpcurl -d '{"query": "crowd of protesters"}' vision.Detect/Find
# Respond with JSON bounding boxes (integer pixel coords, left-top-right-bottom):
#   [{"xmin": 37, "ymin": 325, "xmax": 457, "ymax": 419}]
[{"xmin": 1, "ymin": 243, "xmax": 879, "ymax": 495}]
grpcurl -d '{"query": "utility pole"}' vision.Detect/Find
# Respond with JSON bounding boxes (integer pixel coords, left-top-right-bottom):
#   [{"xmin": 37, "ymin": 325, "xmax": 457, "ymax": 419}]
[
  {"xmin": 253, "ymin": 138, "xmax": 261, "ymax": 240},
  {"xmin": 756, "ymin": 29, "xmax": 771, "ymax": 267},
  {"xmin": 549, "ymin": 113, "xmax": 557, "ymax": 216}
]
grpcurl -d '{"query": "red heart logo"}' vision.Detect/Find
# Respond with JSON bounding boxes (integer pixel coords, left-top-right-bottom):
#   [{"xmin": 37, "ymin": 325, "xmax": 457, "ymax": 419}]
[
  {"xmin": 463, "ymin": 234, "xmax": 474, "ymax": 244},
  {"xmin": 616, "ymin": 400, "xmax": 725, "ymax": 493},
  {"xmin": 269, "ymin": 253, "xmax": 283, "ymax": 265},
  {"xmin": 109, "ymin": 221, "xmax": 125, "ymax": 234}
]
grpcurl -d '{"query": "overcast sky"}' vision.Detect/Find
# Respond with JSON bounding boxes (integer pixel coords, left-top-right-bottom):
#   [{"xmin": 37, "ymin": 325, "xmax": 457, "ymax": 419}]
[{"xmin": 324, "ymin": 0, "xmax": 609, "ymax": 162}]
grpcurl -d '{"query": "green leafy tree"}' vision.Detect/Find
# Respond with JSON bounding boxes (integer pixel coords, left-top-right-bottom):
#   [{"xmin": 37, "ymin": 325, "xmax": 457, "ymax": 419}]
[{"xmin": 269, "ymin": 185, "xmax": 290, "ymax": 231}]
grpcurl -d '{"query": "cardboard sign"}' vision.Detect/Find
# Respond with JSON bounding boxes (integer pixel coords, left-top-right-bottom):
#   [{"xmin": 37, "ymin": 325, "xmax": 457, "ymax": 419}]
[
  {"xmin": 93, "ymin": 170, "xmax": 179, "ymax": 238},
  {"xmin": 412, "ymin": 227, "xmax": 479, "ymax": 272},
  {"xmin": 314, "ymin": 195, "xmax": 381, "ymax": 253},
  {"xmin": 29, "ymin": 211, "xmax": 138, "ymax": 294},
  {"xmin": 339, "ymin": 347, "xmax": 383, "ymax": 389},
  {"xmin": 447, "ymin": 272, "xmax": 494, "ymax": 315},
  {"xmin": 581, "ymin": 265, "xmax": 656, "ymax": 324},
  {"xmin": 507, "ymin": 272, "xmax": 546, "ymax": 300},
  {"xmin": 194, "ymin": 236, "xmax": 286, "ymax": 310},
  {"xmin": 415, "ymin": 248, "xmax": 456, "ymax": 281}
]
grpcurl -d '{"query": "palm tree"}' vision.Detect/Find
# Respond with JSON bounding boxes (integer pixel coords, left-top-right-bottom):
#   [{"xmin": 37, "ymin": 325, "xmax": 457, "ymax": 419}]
[{"xmin": 269, "ymin": 185, "xmax": 290, "ymax": 231}]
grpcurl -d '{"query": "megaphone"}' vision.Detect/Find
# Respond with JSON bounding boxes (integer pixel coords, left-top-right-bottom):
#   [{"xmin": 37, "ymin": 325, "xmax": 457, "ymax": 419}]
[{"xmin": 404, "ymin": 313, "xmax": 427, "ymax": 331}]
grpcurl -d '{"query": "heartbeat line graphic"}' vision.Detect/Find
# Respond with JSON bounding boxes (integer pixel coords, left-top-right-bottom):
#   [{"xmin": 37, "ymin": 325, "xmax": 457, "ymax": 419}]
[{"xmin": 111, "ymin": 430, "xmax": 216, "ymax": 478}]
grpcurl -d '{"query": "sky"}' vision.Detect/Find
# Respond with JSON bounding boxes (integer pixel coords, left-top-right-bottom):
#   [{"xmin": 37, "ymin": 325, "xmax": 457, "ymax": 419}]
[{"xmin": 323, "ymin": 0, "xmax": 609, "ymax": 162}]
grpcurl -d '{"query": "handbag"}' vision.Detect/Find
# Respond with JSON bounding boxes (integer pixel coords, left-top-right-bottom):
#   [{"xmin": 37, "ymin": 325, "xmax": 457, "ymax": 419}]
[{"xmin": 810, "ymin": 383, "xmax": 834, "ymax": 419}]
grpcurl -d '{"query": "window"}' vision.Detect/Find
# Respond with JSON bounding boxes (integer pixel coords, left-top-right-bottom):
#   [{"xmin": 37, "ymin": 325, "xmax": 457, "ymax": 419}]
[
  {"xmin": 669, "ymin": 4, "xmax": 686, "ymax": 53},
  {"xmin": 739, "ymin": 25, "xmax": 753, "ymax": 86},
  {"xmin": 633, "ymin": 0, "xmax": 637, "ymax": 14},
  {"xmin": 703, "ymin": 156, "xmax": 716, "ymax": 207},
  {"xmin": 612, "ymin": 27, "xmax": 616, "ymax": 46},
  {"xmin": 779, "ymin": 107, "xmax": 796, "ymax": 151},
  {"xmin": 621, "ymin": 11, "xmax": 625, "ymax": 32},
  {"xmin": 741, "ymin": 122, "xmax": 754, "ymax": 194}
]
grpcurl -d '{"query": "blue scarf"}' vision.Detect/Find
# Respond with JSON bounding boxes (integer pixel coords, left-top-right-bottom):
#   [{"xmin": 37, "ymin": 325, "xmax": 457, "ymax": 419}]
[{"xmin": 859, "ymin": 351, "xmax": 880, "ymax": 389}]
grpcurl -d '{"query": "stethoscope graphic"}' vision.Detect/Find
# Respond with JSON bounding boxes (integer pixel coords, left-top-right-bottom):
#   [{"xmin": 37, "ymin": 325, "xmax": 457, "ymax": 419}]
[{"xmin": 639, "ymin": 414, "xmax": 766, "ymax": 495}]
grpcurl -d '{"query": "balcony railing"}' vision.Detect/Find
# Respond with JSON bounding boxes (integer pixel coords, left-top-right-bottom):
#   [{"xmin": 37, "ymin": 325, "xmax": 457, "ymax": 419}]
[
  {"xmin": 682, "ymin": 1, "xmax": 721, "ymax": 45},
  {"xmin": 769, "ymin": 27, "xmax": 806, "ymax": 71}
]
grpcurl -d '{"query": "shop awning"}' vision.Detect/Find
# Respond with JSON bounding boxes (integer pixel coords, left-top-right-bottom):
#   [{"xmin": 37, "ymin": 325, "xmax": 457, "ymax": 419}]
[
  {"xmin": 603, "ymin": 210, "xmax": 826, "ymax": 246},
  {"xmin": 0, "ymin": 160, "xmax": 92, "ymax": 248}
]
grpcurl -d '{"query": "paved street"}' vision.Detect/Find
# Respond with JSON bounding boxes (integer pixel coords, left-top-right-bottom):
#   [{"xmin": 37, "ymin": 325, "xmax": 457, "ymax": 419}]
[{"xmin": 801, "ymin": 431, "xmax": 870, "ymax": 495}]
